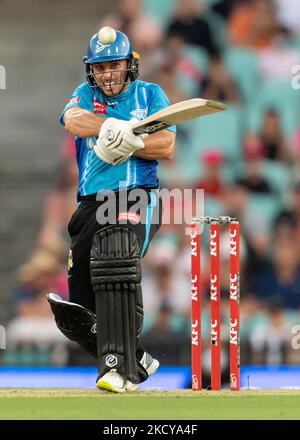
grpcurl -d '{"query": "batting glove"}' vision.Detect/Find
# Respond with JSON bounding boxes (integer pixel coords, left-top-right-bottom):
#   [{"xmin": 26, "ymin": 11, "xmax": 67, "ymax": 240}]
[
  {"xmin": 100, "ymin": 117, "xmax": 145, "ymax": 156},
  {"xmin": 94, "ymin": 137, "xmax": 121, "ymax": 164}
]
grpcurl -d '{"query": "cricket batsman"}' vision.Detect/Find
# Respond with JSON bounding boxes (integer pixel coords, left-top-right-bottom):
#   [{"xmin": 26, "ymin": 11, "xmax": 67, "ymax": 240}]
[{"xmin": 47, "ymin": 26, "xmax": 176, "ymax": 393}]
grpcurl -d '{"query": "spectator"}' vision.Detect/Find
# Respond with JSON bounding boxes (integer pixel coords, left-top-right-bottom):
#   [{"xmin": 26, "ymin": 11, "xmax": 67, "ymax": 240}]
[
  {"xmin": 99, "ymin": 0, "xmax": 141, "ymax": 34},
  {"xmin": 6, "ymin": 247, "xmax": 68, "ymax": 361},
  {"xmin": 221, "ymin": 180, "xmax": 270, "ymax": 255},
  {"xmin": 238, "ymin": 144, "xmax": 273, "ymax": 194},
  {"xmin": 275, "ymin": 0, "xmax": 300, "ymax": 36},
  {"xmin": 154, "ymin": 63, "xmax": 188, "ymax": 104},
  {"xmin": 194, "ymin": 148, "xmax": 227, "ymax": 198},
  {"xmin": 128, "ymin": 15, "xmax": 165, "ymax": 82},
  {"xmin": 167, "ymin": 0, "xmax": 218, "ymax": 55},
  {"xmin": 274, "ymin": 181, "xmax": 300, "ymax": 244},
  {"xmin": 142, "ymin": 303, "xmax": 188, "ymax": 365},
  {"xmin": 273, "ymin": 214, "xmax": 296, "ymax": 243},
  {"xmin": 258, "ymin": 108, "xmax": 288, "ymax": 161},
  {"xmin": 249, "ymin": 297, "xmax": 294, "ymax": 365},
  {"xmin": 160, "ymin": 35, "xmax": 204, "ymax": 99},
  {"xmin": 258, "ymin": 27, "xmax": 300, "ymax": 81},
  {"xmin": 143, "ymin": 258, "xmax": 190, "ymax": 318},
  {"xmin": 200, "ymin": 53, "xmax": 242, "ymax": 104},
  {"xmin": 243, "ymin": 109, "xmax": 288, "ymax": 162},
  {"xmin": 255, "ymin": 238, "xmax": 300, "ymax": 310},
  {"xmin": 120, "ymin": 0, "xmax": 140, "ymax": 27},
  {"xmin": 289, "ymin": 127, "xmax": 300, "ymax": 182},
  {"xmin": 37, "ymin": 135, "xmax": 78, "ymax": 247},
  {"xmin": 239, "ymin": 295, "xmax": 264, "ymax": 365},
  {"xmin": 211, "ymin": 0, "xmax": 239, "ymax": 20},
  {"xmin": 12, "ymin": 246, "xmax": 68, "ymax": 316},
  {"xmin": 228, "ymin": 0, "xmax": 278, "ymax": 51}
]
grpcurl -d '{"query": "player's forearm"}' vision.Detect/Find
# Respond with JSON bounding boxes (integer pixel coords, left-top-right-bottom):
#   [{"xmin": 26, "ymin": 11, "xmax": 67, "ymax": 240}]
[
  {"xmin": 64, "ymin": 108, "xmax": 106, "ymax": 137},
  {"xmin": 134, "ymin": 131, "xmax": 176, "ymax": 160}
]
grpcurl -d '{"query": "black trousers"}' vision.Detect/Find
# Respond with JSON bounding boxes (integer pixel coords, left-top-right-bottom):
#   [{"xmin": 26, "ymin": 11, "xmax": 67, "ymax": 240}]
[{"xmin": 67, "ymin": 189, "xmax": 162, "ymax": 313}]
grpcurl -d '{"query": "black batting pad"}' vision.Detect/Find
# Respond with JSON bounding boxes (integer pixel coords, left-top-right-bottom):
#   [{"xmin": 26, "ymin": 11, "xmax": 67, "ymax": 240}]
[
  {"xmin": 47, "ymin": 293, "xmax": 97, "ymax": 358},
  {"xmin": 91, "ymin": 226, "xmax": 142, "ymax": 383}
]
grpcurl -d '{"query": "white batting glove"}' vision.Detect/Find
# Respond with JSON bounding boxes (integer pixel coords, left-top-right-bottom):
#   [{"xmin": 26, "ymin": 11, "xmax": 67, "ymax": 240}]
[
  {"xmin": 100, "ymin": 118, "xmax": 145, "ymax": 157},
  {"xmin": 99, "ymin": 118, "xmax": 129, "ymax": 150},
  {"xmin": 93, "ymin": 137, "xmax": 121, "ymax": 164}
]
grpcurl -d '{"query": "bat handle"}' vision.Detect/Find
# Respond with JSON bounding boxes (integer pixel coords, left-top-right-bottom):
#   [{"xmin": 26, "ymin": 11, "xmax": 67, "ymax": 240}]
[{"xmin": 132, "ymin": 127, "xmax": 143, "ymax": 135}]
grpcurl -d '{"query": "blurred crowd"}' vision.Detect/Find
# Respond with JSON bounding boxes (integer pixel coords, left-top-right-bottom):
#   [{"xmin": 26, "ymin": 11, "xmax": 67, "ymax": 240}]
[{"xmin": 3, "ymin": 0, "xmax": 300, "ymax": 383}]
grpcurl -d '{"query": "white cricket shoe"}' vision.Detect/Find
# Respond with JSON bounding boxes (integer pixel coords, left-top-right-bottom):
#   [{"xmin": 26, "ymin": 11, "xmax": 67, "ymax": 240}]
[
  {"xmin": 97, "ymin": 369, "xmax": 139, "ymax": 393},
  {"xmin": 97, "ymin": 353, "xmax": 160, "ymax": 393},
  {"xmin": 139, "ymin": 352, "xmax": 160, "ymax": 376}
]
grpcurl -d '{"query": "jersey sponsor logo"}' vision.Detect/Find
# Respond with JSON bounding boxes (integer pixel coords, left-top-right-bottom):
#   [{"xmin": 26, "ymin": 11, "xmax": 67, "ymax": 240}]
[
  {"xmin": 69, "ymin": 96, "xmax": 81, "ymax": 104},
  {"xmin": 130, "ymin": 109, "xmax": 147, "ymax": 121},
  {"xmin": 93, "ymin": 100, "xmax": 107, "ymax": 114},
  {"xmin": 118, "ymin": 212, "xmax": 141, "ymax": 224},
  {"xmin": 86, "ymin": 136, "xmax": 97, "ymax": 150},
  {"xmin": 95, "ymin": 40, "xmax": 109, "ymax": 53}
]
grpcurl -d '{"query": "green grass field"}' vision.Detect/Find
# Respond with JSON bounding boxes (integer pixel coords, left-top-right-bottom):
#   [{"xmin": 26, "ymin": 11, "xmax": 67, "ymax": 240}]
[{"xmin": 0, "ymin": 389, "xmax": 300, "ymax": 419}]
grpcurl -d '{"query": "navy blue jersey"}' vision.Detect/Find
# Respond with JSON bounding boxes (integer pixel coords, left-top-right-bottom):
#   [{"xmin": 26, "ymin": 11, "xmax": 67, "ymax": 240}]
[{"xmin": 61, "ymin": 80, "xmax": 176, "ymax": 196}]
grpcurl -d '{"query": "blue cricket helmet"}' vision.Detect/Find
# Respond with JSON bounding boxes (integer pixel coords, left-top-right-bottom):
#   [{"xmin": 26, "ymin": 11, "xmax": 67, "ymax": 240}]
[
  {"xmin": 83, "ymin": 28, "xmax": 140, "ymax": 89},
  {"xmin": 85, "ymin": 30, "xmax": 133, "ymax": 63}
]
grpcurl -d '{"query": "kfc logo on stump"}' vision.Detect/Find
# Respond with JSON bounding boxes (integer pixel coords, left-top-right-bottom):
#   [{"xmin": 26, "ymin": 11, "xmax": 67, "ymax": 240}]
[{"xmin": 192, "ymin": 374, "xmax": 199, "ymax": 390}]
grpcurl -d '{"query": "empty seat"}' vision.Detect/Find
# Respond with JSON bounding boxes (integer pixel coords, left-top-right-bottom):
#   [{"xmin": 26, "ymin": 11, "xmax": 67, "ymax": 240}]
[{"xmin": 223, "ymin": 47, "xmax": 259, "ymax": 103}]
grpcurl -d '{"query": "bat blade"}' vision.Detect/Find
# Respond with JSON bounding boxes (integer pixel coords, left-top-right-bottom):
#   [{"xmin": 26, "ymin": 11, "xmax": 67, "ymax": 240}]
[
  {"xmin": 131, "ymin": 98, "xmax": 226, "ymax": 135},
  {"xmin": 112, "ymin": 98, "xmax": 226, "ymax": 165}
]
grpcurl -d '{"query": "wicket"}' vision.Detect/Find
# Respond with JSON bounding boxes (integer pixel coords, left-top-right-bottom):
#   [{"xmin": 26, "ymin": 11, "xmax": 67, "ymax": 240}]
[{"xmin": 191, "ymin": 216, "xmax": 240, "ymax": 391}]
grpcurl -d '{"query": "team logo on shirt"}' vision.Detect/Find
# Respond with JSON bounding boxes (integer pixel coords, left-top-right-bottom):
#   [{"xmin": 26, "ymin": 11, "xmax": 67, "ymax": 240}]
[
  {"xmin": 93, "ymin": 100, "xmax": 107, "ymax": 114},
  {"xmin": 130, "ymin": 109, "xmax": 147, "ymax": 121},
  {"xmin": 69, "ymin": 96, "xmax": 81, "ymax": 104},
  {"xmin": 86, "ymin": 136, "xmax": 97, "ymax": 150}
]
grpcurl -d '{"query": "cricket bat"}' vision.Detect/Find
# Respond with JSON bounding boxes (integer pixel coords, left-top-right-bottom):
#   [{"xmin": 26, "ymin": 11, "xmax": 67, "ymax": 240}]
[
  {"xmin": 131, "ymin": 98, "xmax": 226, "ymax": 135},
  {"xmin": 113, "ymin": 98, "xmax": 226, "ymax": 164}
]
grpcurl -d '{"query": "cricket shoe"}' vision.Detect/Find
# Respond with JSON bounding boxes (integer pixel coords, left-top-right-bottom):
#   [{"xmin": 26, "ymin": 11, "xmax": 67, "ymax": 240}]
[
  {"xmin": 97, "ymin": 369, "xmax": 139, "ymax": 393},
  {"xmin": 139, "ymin": 351, "xmax": 160, "ymax": 377},
  {"xmin": 97, "ymin": 353, "xmax": 160, "ymax": 393}
]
